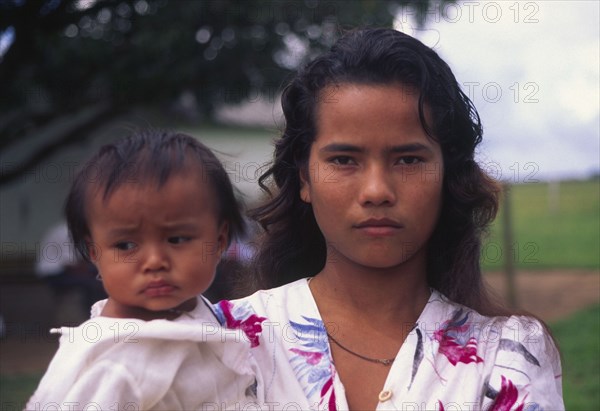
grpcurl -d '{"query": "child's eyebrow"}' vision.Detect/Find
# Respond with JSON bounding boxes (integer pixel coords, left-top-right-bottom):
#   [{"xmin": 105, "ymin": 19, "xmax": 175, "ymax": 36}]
[
  {"xmin": 320, "ymin": 143, "xmax": 433, "ymax": 154},
  {"xmin": 105, "ymin": 223, "xmax": 200, "ymax": 238},
  {"xmin": 163, "ymin": 222, "xmax": 200, "ymax": 232},
  {"xmin": 106, "ymin": 227, "xmax": 138, "ymax": 237}
]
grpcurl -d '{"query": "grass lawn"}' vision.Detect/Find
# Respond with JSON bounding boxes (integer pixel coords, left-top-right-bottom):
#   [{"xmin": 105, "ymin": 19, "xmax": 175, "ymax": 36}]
[
  {"xmin": 482, "ymin": 179, "xmax": 600, "ymax": 271},
  {"xmin": 3, "ymin": 305, "xmax": 598, "ymax": 409},
  {"xmin": 551, "ymin": 304, "xmax": 600, "ymax": 410},
  {"xmin": 0, "ymin": 373, "xmax": 42, "ymax": 410}
]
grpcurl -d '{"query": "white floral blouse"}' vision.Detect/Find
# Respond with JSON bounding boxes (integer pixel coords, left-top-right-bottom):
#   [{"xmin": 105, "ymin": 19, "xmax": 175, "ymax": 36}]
[{"xmin": 214, "ymin": 278, "xmax": 564, "ymax": 410}]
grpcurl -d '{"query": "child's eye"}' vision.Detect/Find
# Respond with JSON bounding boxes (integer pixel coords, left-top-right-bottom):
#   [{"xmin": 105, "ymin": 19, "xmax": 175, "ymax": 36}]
[
  {"xmin": 396, "ymin": 156, "xmax": 422, "ymax": 165},
  {"xmin": 329, "ymin": 156, "xmax": 357, "ymax": 166},
  {"xmin": 114, "ymin": 241, "xmax": 136, "ymax": 251},
  {"xmin": 168, "ymin": 236, "xmax": 191, "ymax": 245}
]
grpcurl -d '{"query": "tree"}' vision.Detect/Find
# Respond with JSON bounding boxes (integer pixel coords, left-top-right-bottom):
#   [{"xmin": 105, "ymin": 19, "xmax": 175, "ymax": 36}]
[{"xmin": 0, "ymin": 0, "xmax": 451, "ymax": 186}]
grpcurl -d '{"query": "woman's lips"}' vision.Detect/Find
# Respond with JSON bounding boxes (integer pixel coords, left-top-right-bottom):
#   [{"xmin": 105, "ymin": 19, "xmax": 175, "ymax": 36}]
[
  {"xmin": 354, "ymin": 218, "xmax": 403, "ymax": 236},
  {"xmin": 356, "ymin": 226, "xmax": 401, "ymax": 236}
]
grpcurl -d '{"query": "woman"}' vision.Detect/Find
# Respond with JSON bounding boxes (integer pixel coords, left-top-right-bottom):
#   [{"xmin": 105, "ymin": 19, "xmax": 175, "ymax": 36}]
[{"xmin": 215, "ymin": 28, "xmax": 563, "ymax": 410}]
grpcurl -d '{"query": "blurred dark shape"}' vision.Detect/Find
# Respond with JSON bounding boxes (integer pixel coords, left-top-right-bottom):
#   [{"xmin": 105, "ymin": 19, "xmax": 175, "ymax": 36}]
[
  {"xmin": 204, "ymin": 258, "xmax": 249, "ymax": 303},
  {"xmin": 205, "ymin": 221, "xmax": 259, "ymax": 302},
  {"xmin": 0, "ymin": 0, "xmax": 449, "ymax": 186},
  {"xmin": 36, "ymin": 221, "xmax": 107, "ymax": 317}
]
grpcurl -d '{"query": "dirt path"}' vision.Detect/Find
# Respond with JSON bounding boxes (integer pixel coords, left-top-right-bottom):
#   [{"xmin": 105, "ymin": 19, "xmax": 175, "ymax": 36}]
[
  {"xmin": 1, "ymin": 270, "xmax": 598, "ymax": 375},
  {"xmin": 484, "ymin": 269, "xmax": 600, "ymax": 322}
]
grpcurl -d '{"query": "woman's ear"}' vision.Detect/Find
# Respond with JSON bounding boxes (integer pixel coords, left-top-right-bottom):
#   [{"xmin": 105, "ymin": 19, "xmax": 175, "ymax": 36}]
[{"xmin": 299, "ymin": 167, "xmax": 311, "ymax": 203}]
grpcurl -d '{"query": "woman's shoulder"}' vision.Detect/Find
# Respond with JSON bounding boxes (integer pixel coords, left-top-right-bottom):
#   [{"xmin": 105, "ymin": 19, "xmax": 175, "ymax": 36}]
[
  {"xmin": 423, "ymin": 291, "xmax": 560, "ymax": 368},
  {"xmin": 476, "ymin": 314, "xmax": 562, "ymax": 409},
  {"xmin": 427, "ymin": 291, "xmax": 563, "ymax": 408},
  {"xmin": 212, "ymin": 278, "xmax": 314, "ymax": 346},
  {"xmin": 426, "ymin": 291, "xmax": 549, "ymax": 336},
  {"xmin": 240, "ymin": 278, "xmax": 310, "ymax": 301},
  {"xmin": 215, "ymin": 278, "xmax": 310, "ymax": 317}
]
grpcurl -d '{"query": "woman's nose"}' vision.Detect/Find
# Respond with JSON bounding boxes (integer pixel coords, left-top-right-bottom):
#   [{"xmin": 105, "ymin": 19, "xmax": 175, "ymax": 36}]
[{"xmin": 358, "ymin": 165, "xmax": 396, "ymax": 207}]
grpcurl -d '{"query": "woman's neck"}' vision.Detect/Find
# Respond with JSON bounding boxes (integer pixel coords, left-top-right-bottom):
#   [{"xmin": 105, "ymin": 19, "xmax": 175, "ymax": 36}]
[{"xmin": 309, "ymin": 249, "xmax": 430, "ymax": 326}]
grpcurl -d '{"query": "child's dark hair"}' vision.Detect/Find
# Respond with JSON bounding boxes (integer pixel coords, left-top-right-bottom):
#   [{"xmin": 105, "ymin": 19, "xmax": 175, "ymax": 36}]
[
  {"xmin": 65, "ymin": 129, "xmax": 246, "ymax": 262},
  {"xmin": 250, "ymin": 28, "xmax": 503, "ymax": 314}
]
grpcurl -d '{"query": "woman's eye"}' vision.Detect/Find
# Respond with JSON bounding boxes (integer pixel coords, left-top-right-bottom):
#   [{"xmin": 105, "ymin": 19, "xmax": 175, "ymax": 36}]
[
  {"xmin": 397, "ymin": 156, "xmax": 422, "ymax": 165},
  {"xmin": 168, "ymin": 236, "xmax": 191, "ymax": 245},
  {"xmin": 330, "ymin": 156, "xmax": 356, "ymax": 166},
  {"xmin": 115, "ymin": 242, "xmax": 136, "ymax": 251}
]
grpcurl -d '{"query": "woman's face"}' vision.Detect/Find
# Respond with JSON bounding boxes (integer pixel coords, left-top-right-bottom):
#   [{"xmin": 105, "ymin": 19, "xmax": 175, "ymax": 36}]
[{"xmin": 300, "ymin": 83, "xmax": 444, "ymax": 271}]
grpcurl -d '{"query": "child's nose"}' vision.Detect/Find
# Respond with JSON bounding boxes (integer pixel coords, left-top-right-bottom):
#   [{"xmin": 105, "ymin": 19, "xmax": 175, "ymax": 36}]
[{"xmin": 142, "ymin": 245, "xmax": 170, "ymax": 273}]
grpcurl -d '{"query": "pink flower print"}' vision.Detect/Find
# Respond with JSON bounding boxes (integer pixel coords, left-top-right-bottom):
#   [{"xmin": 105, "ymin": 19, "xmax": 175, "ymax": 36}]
[
  {"xmin": 434, "ymin": 309, "xmax": 483, "ymax": 366},
  {"xmin": 290, "ymin": 348, "xmax": 324, "ymax": 365},
  {"xmin": 217, "ymin": 300, "xmax": 266, "ymax": 348},
  {"xmin": 489, "ymin": 376, "xmax": 525, "ymax": 411},
  {"xmin": 321, "ymin": 377, "xmax": 337, "ymax": 411}
]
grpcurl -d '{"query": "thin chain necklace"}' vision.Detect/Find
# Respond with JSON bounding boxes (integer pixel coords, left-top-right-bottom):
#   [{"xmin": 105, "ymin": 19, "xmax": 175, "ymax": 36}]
[{"xmin": 326, "ymin": 332, "xmax": 395, "ymax": 366}]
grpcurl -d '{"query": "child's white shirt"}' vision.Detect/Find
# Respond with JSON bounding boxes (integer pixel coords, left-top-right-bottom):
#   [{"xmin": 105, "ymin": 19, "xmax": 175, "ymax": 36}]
[{"xmin": 26, "ymin": 296, "xmax": 261, "ymax": 411}]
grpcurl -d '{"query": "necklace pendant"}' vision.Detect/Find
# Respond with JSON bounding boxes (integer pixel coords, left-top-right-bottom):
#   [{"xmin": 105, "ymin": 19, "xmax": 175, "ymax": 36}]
[{"xmin": 379, "ymin": 358, "xmax": 394, "ymax": 366}]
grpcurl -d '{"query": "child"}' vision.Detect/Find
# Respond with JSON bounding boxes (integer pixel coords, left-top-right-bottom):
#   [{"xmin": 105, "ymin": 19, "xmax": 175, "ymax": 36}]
[
  {"xmin": 27, "ymin": 130, "xmax": 262, "ymax": 410},
  {"xmin": 214, "ymin": 28, "xmax": 564, "ymax": 410}
]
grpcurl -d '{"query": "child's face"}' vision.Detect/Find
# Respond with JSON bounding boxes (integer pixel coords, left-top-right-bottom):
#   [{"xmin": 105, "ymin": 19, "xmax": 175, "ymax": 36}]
[
  {"xmin": 300, "ymin": 83, "xmax": 444, "ymax": 271},
  {"xmin": 86, "ymin": 171, "xmax": 227, "ymax": 317}
]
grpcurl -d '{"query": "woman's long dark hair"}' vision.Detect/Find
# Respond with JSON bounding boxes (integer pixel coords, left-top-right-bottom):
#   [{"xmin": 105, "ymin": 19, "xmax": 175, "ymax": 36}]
[{"xmin": 249, "ymin": 28, "xmax": 504, "ymax": 315}]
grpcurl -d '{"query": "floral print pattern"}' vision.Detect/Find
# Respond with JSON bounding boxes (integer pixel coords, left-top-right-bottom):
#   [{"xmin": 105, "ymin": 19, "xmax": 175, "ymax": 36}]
[
  {"xmin": 288, "ymin": 317, "xmax": 337, "ymax": 410},
  {"xmin": 214, "ymin": 300, "xmax": 266, "ymax": 348},
  {"xmin": 489, "ymin": 376, "xmax": 526, "ymax": 411},
  {"xmin": 434, "ymin": 308, "xmax": 483, "ymax": 366},
  {"xmin": 216, "ymin": 280, "xmax": 563, "ymax": 410}
]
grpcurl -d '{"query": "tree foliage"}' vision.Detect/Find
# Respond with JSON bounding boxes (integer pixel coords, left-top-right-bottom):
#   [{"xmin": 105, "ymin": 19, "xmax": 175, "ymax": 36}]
[{"xmin": 0, "ymin": 0, "xmax": 450, "ymax": 186}]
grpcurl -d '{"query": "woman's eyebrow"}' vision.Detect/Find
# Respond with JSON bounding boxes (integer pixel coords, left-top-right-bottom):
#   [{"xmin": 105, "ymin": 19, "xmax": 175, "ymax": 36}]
[
  {"xmin": 320, "ymin": 142, "xmax": 433, "ymax": 153},
  {"xmin": 319, "ymin": 143, "xmax": 362, "ymax": 153},
  {"xmin": 389, "ymin": 143, "xmax": 433, "ymax": 153}
]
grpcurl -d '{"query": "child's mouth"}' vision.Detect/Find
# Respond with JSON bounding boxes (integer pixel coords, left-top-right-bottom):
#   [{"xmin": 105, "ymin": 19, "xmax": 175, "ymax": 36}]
[{"xmin": 143, "ymin": 280, "xmax": 176, "ymax": 296}]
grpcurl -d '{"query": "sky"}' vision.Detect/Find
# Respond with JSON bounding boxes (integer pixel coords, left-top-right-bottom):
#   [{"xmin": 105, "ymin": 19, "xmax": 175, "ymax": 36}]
[{"xmin": 395, "ymin": 0, "xmax": 600, "ymax": 181}]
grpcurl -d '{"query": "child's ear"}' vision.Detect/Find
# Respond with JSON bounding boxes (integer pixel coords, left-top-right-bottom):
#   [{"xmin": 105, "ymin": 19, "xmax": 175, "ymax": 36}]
[
  {"xmin": 299, "ymin": 167, "xmax": 311, "ymax": 203},
  {"xmin": 85, "ymin": 237, "xmax": 99, "ymax": 263},
  {"xmin": 216, "ymin": 222, "xmax": 229, "ymax": 257}
]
